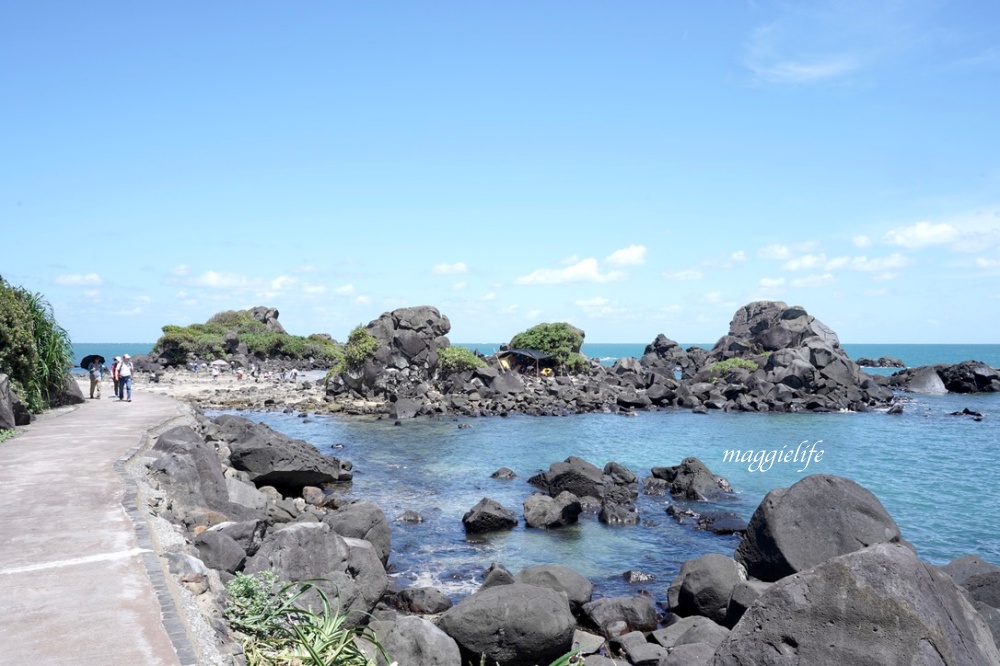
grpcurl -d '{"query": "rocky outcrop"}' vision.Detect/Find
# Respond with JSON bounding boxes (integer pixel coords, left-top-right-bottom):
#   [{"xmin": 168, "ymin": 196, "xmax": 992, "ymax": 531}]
[
  {"xmin": 648, "ymin": 457, "xmax": 734, "ymax": 501},
  {"xmin": 0, "ymin": 373, "xmax": 33, "ymax": 429},
  {"xmin": 249, "ymin": 306, "xmax": 287, "ymax": 334},
  {"xmin": 523, "ymin": 491, "xmax": 582, "ymax": 529},
  {"xmin": 711, "ymin": 543, "xmax": 1000, "ymax": 666},
  {"xmin": 857, "ymin": 356, "xmax": 906, "ymax": 368},
  {"xmin": 513, "ymin": 564, "xmax": 594, "ymax": 616},
  {"xmin": 735, "ymin": 474, "xmax": 902, "ymax": 582},
  {"xmin": 326, "ymin": 306, "xmax": 451, "ymax": 404},
  {"xmin": 890, "ymin": 361, "xmax": 1000, "ymax": 394},
  {"xmin": 667, "ymin": 554, "xmax": 746, "ymax": 624},
  {"xmin": 640, "ymin": 334, "xmax": 702, "ymax": 380},
  {"xmin": 372, "ymin": 615, "xmax": 462, "ymax": 666}
]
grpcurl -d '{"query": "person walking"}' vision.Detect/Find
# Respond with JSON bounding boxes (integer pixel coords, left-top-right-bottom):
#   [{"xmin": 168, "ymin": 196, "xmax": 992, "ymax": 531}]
[
  {"xmin": 118, "ymin": 354, "xmax": 134, "ymax": 402},
  {"xmin": 88, "ymin": 358, "xmax": 104, "ymax": 399},
  {"xmin": 111, "ymin": 356, "xmax": 122, "ymax": 399}
]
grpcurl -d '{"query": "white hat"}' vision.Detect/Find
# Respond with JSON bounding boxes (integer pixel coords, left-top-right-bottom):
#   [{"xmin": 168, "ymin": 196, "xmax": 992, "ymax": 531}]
[
  {"xmin": 123, "ymin": 354, "xmax": 130, "ymax": 359},
  {"xmin": 114, "ymin": 356, "xmax": 121, "ymax": 361}
]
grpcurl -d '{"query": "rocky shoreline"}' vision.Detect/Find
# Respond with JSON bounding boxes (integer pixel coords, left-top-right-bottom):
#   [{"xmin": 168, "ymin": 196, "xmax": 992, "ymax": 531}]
[
  {"xmin": 122, "ymin": 300, "xmax": 999, "ymax": 421},
  {"xmin": 137, "ymin": 405, "xmax": 1000, "ymax": 665}
]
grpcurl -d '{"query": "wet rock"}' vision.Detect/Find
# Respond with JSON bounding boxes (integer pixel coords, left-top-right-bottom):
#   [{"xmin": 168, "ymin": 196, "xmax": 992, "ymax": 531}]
[{"xmin": 462, "ymin": 498, "xmax": 517, "ymax": 534}]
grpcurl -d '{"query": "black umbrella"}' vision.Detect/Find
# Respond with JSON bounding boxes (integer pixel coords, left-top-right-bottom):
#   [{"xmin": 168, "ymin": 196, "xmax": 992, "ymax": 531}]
[{"xmin": 80, "ymin": 354, "xmax": 105, "ymax": 369}]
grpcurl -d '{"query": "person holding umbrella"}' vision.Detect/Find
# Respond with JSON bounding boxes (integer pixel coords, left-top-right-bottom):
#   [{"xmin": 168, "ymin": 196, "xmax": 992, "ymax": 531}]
[{"xmin": 80, "ymin": 354, "xmax": 106, "ymax": 399}]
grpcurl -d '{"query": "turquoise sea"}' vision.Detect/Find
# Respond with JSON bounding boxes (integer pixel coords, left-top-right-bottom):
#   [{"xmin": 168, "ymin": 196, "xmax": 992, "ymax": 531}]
[{"xmin": 72, "ymin": 341, "xmax": 1000, "ymax": 601}]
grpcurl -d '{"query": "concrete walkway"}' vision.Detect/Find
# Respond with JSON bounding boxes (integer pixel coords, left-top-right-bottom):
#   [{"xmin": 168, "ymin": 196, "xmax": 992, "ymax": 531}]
[{"xmin": 0, "ymin": 390, "xmax": 198, "ymax": 666}]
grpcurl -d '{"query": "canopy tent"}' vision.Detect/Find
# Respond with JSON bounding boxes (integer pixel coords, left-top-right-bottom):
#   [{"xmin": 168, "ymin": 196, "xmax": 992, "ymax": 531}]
[{"xmin": 496, "ymin": 348, "xmax": 554, "ymax": 374}]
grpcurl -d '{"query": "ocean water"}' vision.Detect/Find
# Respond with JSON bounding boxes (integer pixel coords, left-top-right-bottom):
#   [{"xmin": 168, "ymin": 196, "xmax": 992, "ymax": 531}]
[{"xmin": 71, "ymin": 341, "xmax": 1000, "ymax": 602}]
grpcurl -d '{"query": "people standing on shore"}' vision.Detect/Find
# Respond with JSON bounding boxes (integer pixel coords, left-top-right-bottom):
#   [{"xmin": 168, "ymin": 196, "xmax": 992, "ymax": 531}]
[
  {"xmin": 88, "ymin": 358, "xmax": 104, "ymax": 399},
  {"xmin": 118, "ymin": 354, "xmax": 133, "ymax": 402},
  {"xmin": 111, "ymin": 356, "xmax": 122, "ymax": 399}
]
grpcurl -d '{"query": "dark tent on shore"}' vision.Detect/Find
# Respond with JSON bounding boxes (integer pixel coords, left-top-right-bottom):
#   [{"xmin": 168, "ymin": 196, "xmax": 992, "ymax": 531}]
[{"xmin": 496, "ymin": 348, "xmax": 555, "ymax": 375}]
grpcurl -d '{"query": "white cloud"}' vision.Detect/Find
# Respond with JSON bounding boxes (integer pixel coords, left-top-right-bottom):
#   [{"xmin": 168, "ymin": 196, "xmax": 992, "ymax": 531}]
[
  {"xmin": 748, "ymin": 52, "xmax": 860, "ymax": 85},
  {"xmin": 852, "ymin": 235, "xmax": 872, "ymax": 248},
  {"xmin": 783, "ymin": 253, "xmax": 827, "ymax": 271},
  {"xmin": 884, "ymin": 221, "xmax": 959, "ymax": 249},
  {"xmin": 335, "ymin": 284, "xmax": 356, "ymax": 296},
  {"xmin": 760, "ymin": 277, "xmax": 786, "ymax": 288},
  {"xmin": 190, "ymin": 271, "xmax": 256, "ymax": 288},
  {"xmin": 55, "ymin": 272, "xmax": 103, "ymax": 287},
  {"xmin": 516, "ymin": 258, "xmax": 626, "ymax": 285},
  {"xmin": 976, "ymin": 257, "xmax": 1000, "ymax": 268},
  {"xmin": 705, "ymin": 291, "xmax": 724, "ymax": 304},
  {"xmin": 758, "ymin": 244, "xmax": 792, "ymax": 260},
  {"xmin": 731, "ymin": 250, "xmax": 747, "ymax": 263},
  {"xmin": 303, "ymin": 283, "xmax": 327, "ymax": 295},
  {"xmin": 663, "ymin": 269, "xmax": 703, "ymax": 281},
  {"xmin": 575, "ymin": 296, "xmax": 624, "ymax": 318},
  {"xmin": 791, "ymin": 273, "xmax": 835, "ymax": 287},
  {"xmin": 432, "ymin": 262, "xmax": 467, "ymax": 275},
  {"xmin": 872, "ymin": 272, "xmax": 900, "ymax": 281},
  {"xmin": 270, "ymin": 275, "xmax": 298, "ymax": 291},
  {"xmin": 849, "ymin": 253, "xmax": 911, "ymax": 272},
  {"xmin": 605, "ymin": 244, "xmax": 647, "ymax": 267}
]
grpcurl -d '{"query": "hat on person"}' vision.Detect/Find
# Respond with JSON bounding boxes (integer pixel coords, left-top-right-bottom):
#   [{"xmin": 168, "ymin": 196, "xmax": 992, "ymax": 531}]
[
  {"xmin": 114, "ymin": 356, "xmax": 121, "ymax": 361},
  {"xmin": 123, "ymin": 354, "xmax": 130, "ymax": 359}
]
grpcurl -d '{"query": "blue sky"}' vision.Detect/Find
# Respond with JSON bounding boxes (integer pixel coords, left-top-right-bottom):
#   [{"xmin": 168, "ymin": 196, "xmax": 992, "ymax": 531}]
[{"xmin": 3, "ymin": 2, "xmax": 999, "ymax": 344}]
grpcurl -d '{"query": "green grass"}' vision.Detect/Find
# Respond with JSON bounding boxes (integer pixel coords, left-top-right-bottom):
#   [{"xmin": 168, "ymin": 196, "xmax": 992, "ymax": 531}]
[
  {"xmin": 0, "ymin": 429, "xmax": 18, "ymax": 445},
  {"xmin": 707, "ymin": 357, "xmax": 759, "ymax": 379}
]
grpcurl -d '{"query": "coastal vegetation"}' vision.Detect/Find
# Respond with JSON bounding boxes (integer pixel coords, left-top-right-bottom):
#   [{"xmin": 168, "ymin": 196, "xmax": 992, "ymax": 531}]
[
  {"xmin": 337, "ymin": 326, "xmax": 380, "ymax": 372},
  {"xmin": 707, "ymin": 357, "xmax": 759, "ymax": 379},
  {"xmin": 225, "ymin": 572, "xmax": 391, "ymax": 666},
  {"xmin": 437, "ymin": 345, "xmax": 488, "ymax": 376},
  {"xmin": 0, "ymin": 276, "xmax": 73, "ymax": 413},
  {"xmin": 510, "ymin": 322, "xmax": 588, "ymax": 373},
  {"xmin": 151, "ymin": 309, "xmax": 342, "ymax": 366}
]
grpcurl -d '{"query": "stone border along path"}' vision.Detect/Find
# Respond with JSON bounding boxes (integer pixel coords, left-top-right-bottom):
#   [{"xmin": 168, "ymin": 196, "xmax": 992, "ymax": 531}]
[{"xmin": 0, "ymin": 391, "xmax": 220, "ymax": 666}]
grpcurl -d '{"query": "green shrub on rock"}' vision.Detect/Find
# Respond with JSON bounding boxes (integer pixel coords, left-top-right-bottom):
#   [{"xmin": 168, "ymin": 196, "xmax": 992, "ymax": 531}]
[
  {"xmin": 707, "ymin": 357, "xmax": 758, "ymax": 379},
  {"xmin": 151, "ymin": 308, "xmax": 342, "ymax": 366},
  {"xmin": 510, "ymin": 322, "xmax": 588, "ymax": 373},
  {"xmin": 437, "ymin": 345, "xmax": 487, "ymax": 376}
]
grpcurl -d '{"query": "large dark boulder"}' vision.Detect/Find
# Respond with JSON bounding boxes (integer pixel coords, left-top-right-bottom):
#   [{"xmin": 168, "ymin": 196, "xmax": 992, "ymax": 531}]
[
  {"xmin": 940, "ymin": 554, "xmax": 1000, "ymax": 586},
  {"xmin": 711, "ymin": 543, "xmax": 1000, "ymax": 666},
  {"xmin": 149, "ymin": 425, "xmax": 260, "ymax": 526},
  {"xmin": 215, "ymin": 414, "xmax": 353, "ymax": 494},
  {"xmin": 0, "ymin": 374, "xmax": 15, "ymax": 430},
  {"xmin": 735, "ymin": 474, "xmax": 902, "ymax": 582},
  {"xmin": 667, "ymin": 554, "xmax": 745, "ymax": 624},
  {"xmin": 244, "ymin": 522, "xmax": 388, "ymax": 625},
  {"xmin": 531, "ymin": 456, "xmax": 607, "ymax": 500},
  {"xmin": 50, "ymin": 373, "xmax": 85, "ymax": 407},
  {"xmin": 513, "ymin": 564, "xmax": 594, "ymax": 615},
  {"xmin": 938, "ymin": 361, "xmax": 1000, "ymax": 393},
  {"xmin": 396, "ymin": 587, "xmax": 453, "ymax": 615},
  {"xmin": 436, "ymin": 583, "xmax": 575, "ymax": 666},
  {"xmin": 193, "ymin": 530, "xmax": 246, "ymax": 574},
  {"xmin": 373, "ymin": 615, "xmax": 462, "ymax": 666},
  {"xmin": 649, "ymin": 457, "xmax": 734, "ymax": 501},
  {"xmin": 462, "ymin": 498, "xmax": 518, "ymax": 534},
  {"xmin": 523, "ymin": 492, "xmax": 582, "ymax": 529},
  {"xmin": 582, "ymin": 595, "xmax": 658, "ymax": 636},
  {"xmin": 640, "ymin": 334, "xmax": 701, "ymax": 379},
  {"xmin": 323, "ymin": 499, "xmax": 391, "ymax": 566}
]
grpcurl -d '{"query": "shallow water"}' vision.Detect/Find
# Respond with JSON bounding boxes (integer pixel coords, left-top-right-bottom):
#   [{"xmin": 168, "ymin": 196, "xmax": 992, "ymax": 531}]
[{"xmin": 214, "ymin": 386, "xmax": 1000, "ymax": 603}]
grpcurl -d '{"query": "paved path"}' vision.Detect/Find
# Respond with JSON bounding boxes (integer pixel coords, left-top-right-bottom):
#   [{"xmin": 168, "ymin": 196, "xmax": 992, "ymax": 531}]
[{"xmin": 0, "ymin": 391, "xmax": 197, "ymax": 666}]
